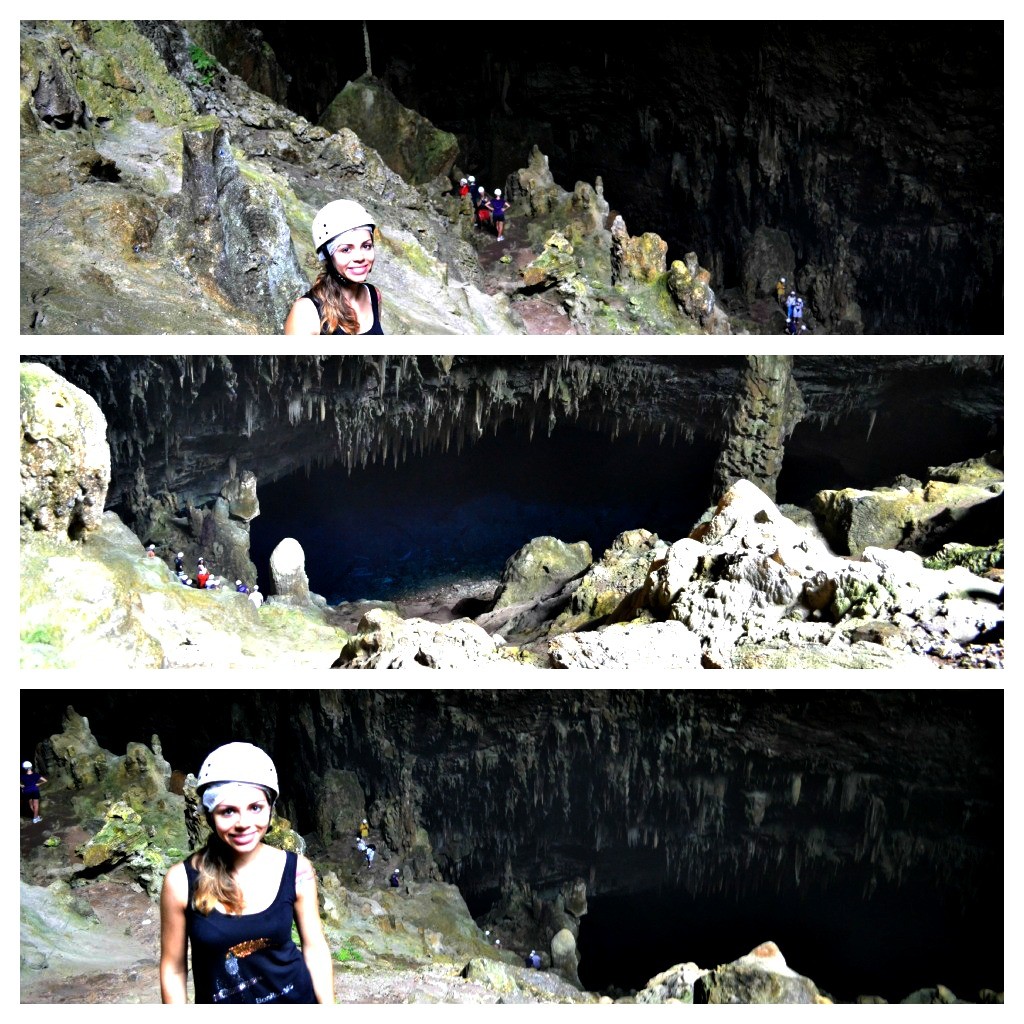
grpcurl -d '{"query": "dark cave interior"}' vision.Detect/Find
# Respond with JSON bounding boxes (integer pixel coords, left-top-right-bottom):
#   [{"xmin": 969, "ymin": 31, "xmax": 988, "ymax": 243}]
[
  {"xmin": 247, "ymin": 20, "xmax": 1002, "ymax": 333},
  {"xmin": 22, "ymin": 691, "xmax": 1004, "ymax": 1002},
  {"xmin": 249, "ymin": 421, "xmax": 719, "ymax": 603},
  {"xmin": 248, "ymin": 384, "xmax": 1001, "ymax": 605}
]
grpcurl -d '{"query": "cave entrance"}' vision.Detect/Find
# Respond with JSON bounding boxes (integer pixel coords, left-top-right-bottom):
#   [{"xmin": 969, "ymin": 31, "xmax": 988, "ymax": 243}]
[
  {"xmin": 250, "ymin": 421, "xmax": 718, "ymax": 604},
  {"xmin": 576, "ymin": 881, "xmax": 1002, "ymax": 1002}
]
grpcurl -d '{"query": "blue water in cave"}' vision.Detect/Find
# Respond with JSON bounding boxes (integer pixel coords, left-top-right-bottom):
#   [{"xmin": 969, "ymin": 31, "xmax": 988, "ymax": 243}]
[{"xmin": 249, "ymin": 423, "xmax": 718, "ymax": 604}]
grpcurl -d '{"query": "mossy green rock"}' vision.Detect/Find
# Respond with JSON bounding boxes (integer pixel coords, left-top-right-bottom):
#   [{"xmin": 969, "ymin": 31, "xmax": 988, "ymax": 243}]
[
  {"xmin": 493, "ymin": 536, "xmax": 592, "ymax": 610},
  {"xmin": 20, "ymin": 362, "xmax": 111, "ymax": 537},
  {"xmin": 319, "ymin": 76, "xmax": 457, "ymax": 185}
]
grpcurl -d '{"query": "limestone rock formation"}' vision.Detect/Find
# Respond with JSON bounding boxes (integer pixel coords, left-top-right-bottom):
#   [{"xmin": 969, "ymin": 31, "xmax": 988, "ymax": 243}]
[
  {"xmin": 636, "ymin": 961, "xmax": 709, "ymax": 1004},
  {"xmin": 269, "ymin": 536, "xmax": 312, "ymax": 601},
  {"xmin": 694, "ymin": 941, "xmax": 829, "ymax": 1004},
  {"xmin": 550, "ymin": 927, "xmax": 582, "ymax": 989},
  {"xmin": 20, "ymin": 362, "xmax": 110, "ymax": 537},
  {"xmin": 812, "ymin": 454, "xmax": 1003, "ymax": 557},
  {"xmin": 334, "ymin": 607, "xmax": 518, "ymax": 671},
  {"xmin": 319, "ymin": 76, "xmax": 458, "ymax": 185},
  {"xmin": 492, "ymin": 536, "xmax": 592, "ymax": 610}
]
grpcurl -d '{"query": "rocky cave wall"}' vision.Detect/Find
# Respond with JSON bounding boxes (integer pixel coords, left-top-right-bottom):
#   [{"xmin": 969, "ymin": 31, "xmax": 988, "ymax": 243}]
[
  {"xmin": 28, "ymin": 690, "xmax": 1001, "ymax": 917},
  {"xmin": 250, "ymin": 21, "xmax": 1003, "ymax": 334},
  {"xmin": 24, "ymin": 355, "xmax": 1002, "ymax": 537}
]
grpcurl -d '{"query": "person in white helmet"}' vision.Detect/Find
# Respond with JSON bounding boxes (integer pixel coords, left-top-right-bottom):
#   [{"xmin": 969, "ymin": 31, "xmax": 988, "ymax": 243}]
[
  {"xmin": 20, "ymin": 760, "xmax": 47, "ymax": 824},
  {"xmin": 490, "ymin": 188, "xmax": 510, "ymax": 241},
  {"xmin": 159, "ymin": 742, "xmax": 333, "ymax": 1003},
  {"xmin": 284, "ymin": 199, "xmax": 383, "ymax": 335}
]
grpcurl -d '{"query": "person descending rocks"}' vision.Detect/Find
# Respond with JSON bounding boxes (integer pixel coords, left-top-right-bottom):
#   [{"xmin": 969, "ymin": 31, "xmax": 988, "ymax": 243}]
[
  {"xmin": 248, "ymin": 585, "xmax": 263, "ymax": 608},
  {"xmin": 775, "ymin": 276, "xmax": 787, "ymax": 306},
  {"xmin": 235, "ymin": 580, "xmax": 249, "ymax": 594},
  {"xmin": 159, "ymin": 742, "xmax": 333, "ymax": 1003},
  {"xmin": 146, "ymin": 544, "xmax": 157, "ymax": 558},
  {"xmin": 389, "ymin": 869, "xmax": 401, "ymax": 888},
  {"xmin": 355, "ymin": 836, "xmax": 367, "ymax": 855},
  {"xmin": 358, "ymin": 818, "xmax": 369, "ymax": 839},
  {"xmin": 174, "ymin": 552, "xmax": 185, "ymax": 574},
  {"xmin": 284, "ymin": 199, "xmax": 383, "ymax": 335},
  {"xmin": 491, "ymin": 188, "xmax": 509, "ymax": 241},
  {"xmin": 793, "ymin": 295, "xmax": 805, "ymax": 330},
  {"xmin": 21, "ymin": 760, "xmax": 47, "ymax": 824},
  {"xmin": 467, "ymin": 176, "xmax": 480, "ymax": 225},
  {"xmin": 525, "ymin": 950, "xmax": 541, "ymax": 969},
  {"xmin": 476, "ymin": 186, "xmax": 491, "ymax": 231},
  {"xmin": 365, "ymin": 844, "xmax": 376, "ymax": 869},
  {"xmin": 458, "ymin": 177, "xmax": 469, "ymax": 197},
  {"xmin": 196, "ymin": 564, "xmax": 210, "ymax": 590}
]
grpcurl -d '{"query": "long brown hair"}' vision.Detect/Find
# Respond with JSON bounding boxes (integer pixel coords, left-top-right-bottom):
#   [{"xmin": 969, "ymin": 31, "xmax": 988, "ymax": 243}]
[
  {"xmin": 191, "ymin": 836, "xmax": 246, "ymax": 915},
  {"xmin": 308, "ymin": 270, "xmax": 361, "ymax": 335}
]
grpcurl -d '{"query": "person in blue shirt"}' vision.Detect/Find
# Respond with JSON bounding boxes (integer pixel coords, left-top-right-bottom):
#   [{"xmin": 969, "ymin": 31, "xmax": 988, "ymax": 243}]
[
  {"xmin": 21, "ymin": 761, "xmax": 47, "ymax": 824},
  {"xmin": 491, "ymin": 189, "xmax": 510, "ymax": 241}
]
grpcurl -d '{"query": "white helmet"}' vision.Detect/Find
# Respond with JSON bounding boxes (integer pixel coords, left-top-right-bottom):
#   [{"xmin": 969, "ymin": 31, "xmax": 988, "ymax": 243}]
[
  {"xmin": 197, "ymin": 742, "xmax": 279, "ymax": 802},
  {"xmin": 312, "ymin": 199, "xmax": 376, "ymax": 260},
  {"xmin": 22, "ymin": 760, "xmax": 32, "ymax": 769},
  {"xmin": 460, "ymin": 178, "xmax": 467, "ymax": 185},
  {"xmin": 468, "ymin": 175, "xmax": 475, "ymax": 183},
  {"xmin": 494, "ymin": 189, "xmax": 502, "ymax": 197},
  {"xmin": 478, "ymin": 186, "xmax": 484, "ymax": 194}
]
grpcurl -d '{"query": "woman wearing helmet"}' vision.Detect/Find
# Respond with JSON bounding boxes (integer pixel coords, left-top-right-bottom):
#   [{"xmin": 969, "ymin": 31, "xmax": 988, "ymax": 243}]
[
  {"xmin": 284, "ymin": 199, "xmax": 383, "ymax": 335},
  {"xmin": 159, "ymin": 742, "xmax": 333, "ymax": 1003}
]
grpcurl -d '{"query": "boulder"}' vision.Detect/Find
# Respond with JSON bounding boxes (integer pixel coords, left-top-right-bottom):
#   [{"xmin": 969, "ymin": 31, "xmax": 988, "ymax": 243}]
[
  {"xmin": 636, "ymin": 961, "xmax": 709, "ymax": 1003},
  {"xmin": 610, "ymin": 215, "xmax": 667, "ymax": 284},
  {"xmin": 550, "ymin": 927, "xmax": 582, "ymax": 989},
  {"xmin": 461, "ymin": 957, "xmax": 519, "ymax": 994},
  {"xmin": 812, "ymin": 459, "xmax": 1003, "ymax": 558},
  {"xmin": 269, "ymin": 536, "xmax": 312, "ymax": 602},
  {"xmin": 547, "ymin": 620, "xmax": 702, "ymax": 668},
  {"xmin": 319, "ymin": 76, "xmax": 457, "ymax": 185},
  {"xmin": 551, "ymin": 529, "xmax": 667, "ymax": 634},
  {"xmin": 694, "ymin": 941, "xmax": 829, "ymax": 1004},
  {"xmin": 667, "ymin": 252, "xmax": 720, "ymax": 330},
  {"xmin": 20, "ymin": 362, "xmax": 111, "ymax": 538},
  {"xmin": 492, "ymin": 535, "xmax": 592, "ymax": 610},
  {"xmin": 335, "ymin": 607, "xmax": 518, "ymax": 670}
]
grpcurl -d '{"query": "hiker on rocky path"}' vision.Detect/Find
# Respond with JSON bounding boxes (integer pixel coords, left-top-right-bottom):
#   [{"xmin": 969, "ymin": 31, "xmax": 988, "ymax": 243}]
[
  {"xmin": 775, "ymin": 277, "xmax": 787, "ymax": 306},
  {"xmin": 390, "ymin": 869, "xmax": 401, "ymax": 888},
  {"xmin": 284, "ymin": 199, "xmax": 384, "ymax": 335},
  {"xmin": 21, "ymin": 761, "xmax": 47, "ymax": 824},
  {"xmin": 358, "ymin": 818, "xmax": 369, "ymax": 839},
  {"xmin": 476, "ymin": 187, "xmax": 492, "ymax": 231},
  {"xmin": 160, "ymin": 741, "xmax": 334, "ymax": 1004},
  {"xmin": 247, "ymin": 585, "xmax": 263, "ymax": 608},
  {"xmin": 491, "ymin": 189, "xmax": 509, "ymax": 241}
]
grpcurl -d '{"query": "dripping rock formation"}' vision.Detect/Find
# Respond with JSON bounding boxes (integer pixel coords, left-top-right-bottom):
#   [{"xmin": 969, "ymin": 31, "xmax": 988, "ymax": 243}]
[{"xmin": 21, "ymin": 692, "xmax": 1003, "ymax": 1003}]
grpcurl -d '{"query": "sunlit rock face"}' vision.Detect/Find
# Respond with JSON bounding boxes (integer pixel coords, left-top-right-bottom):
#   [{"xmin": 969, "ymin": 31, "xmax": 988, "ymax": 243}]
[{"xmin": 255, "ymin": 21, "xmax": 1002, "ymax": 333}]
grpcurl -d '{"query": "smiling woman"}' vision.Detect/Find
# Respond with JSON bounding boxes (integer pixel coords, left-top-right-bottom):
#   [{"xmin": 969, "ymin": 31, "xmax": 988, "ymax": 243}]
[
  {"xmin": 159, "ymin": 742, "xmax": 334, "ymax": 1004},
  {"xmin": 283, "ymin": 199, "xmax": 384, "ymax": 335}
]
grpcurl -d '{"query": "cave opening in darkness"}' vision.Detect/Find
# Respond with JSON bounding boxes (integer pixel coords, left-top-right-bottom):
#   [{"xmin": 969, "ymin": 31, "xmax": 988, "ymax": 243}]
[
  {"xmin": 573, "ymin": 882, "xmax": 1002, "ymax": 1001},
  {"xmin": 250, "ymin": 421, "xmax": 719, "ymax": 604}
]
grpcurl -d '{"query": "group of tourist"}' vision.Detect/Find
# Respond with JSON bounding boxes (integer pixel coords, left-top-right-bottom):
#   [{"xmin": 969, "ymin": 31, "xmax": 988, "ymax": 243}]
[
  {"xmin": 775, "ymin": 276, "xmax": 810, "ymax": 334},
  {"xmin": 457, "ymin": 176, "xmax": 511, "ymax": 240},
  {"xmin": 149, "ymin": 545, "xmax": 261, "ymax": 606}
]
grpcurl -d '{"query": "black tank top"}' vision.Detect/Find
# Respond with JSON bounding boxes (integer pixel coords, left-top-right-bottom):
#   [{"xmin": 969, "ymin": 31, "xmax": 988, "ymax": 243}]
[
  {"xmin": 184, "ymin": 849, "xmax": 316, "ymax": 1004},
  {"xmin": 305, "ymin": 284, "xmax": 383, "ymax": 335}
]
